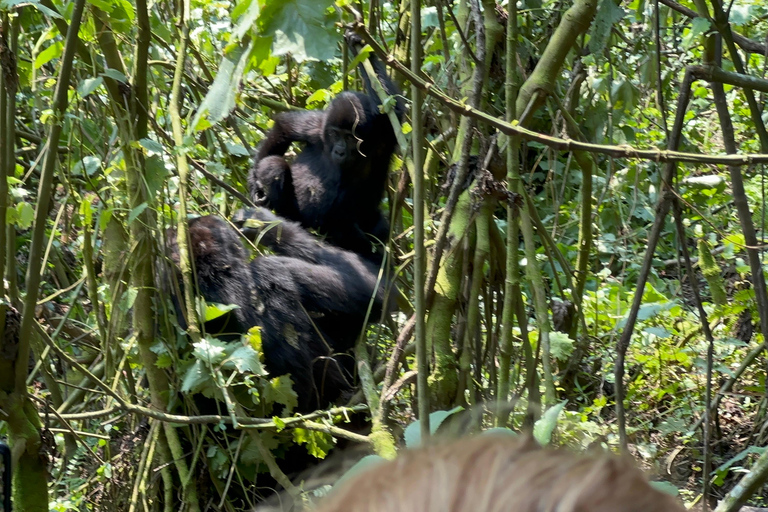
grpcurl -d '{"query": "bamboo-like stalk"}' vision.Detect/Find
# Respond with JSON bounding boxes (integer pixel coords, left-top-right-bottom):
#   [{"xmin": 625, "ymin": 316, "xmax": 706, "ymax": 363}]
[
  {"xmin": 5, "ymin": 0, "xmax": 87, "ymax": 507},
  {"xmin": 169, "ymin": 14, "xmax": 201, "ymax": 342},
  {"xmin": 497, "ymin": 0, "xmax": 521, "ymax": 423},
  {"xmin": 411, "ymin": 0, "xmax": 430, "ymax": 442}
]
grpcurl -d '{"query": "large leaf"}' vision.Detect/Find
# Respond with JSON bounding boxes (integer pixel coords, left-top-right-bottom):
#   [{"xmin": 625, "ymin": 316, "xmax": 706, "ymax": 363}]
[
  {"xmin": 192, "ymin": 338, "xmax": 228, "ymax": 365},
  {"xmin": 293, "ymin": 428, "xmax": 334, "ymax": 459},
  {"xmin": 193, "ymin": 39, "xmax": 253, "ymax": 131},
  {"xmin": 683, "ymin": 17, "xmax": 711, "ymax": 48},
  {"xmin": 232, "ymin": 0, "xmax": 260, "ymax": 40},
  {"xmin": 259, "ymin": 0, "xmax": 337, "ymax": 62},
  {"xmin": 222, "ymin": 344, "xmax": 266, "ymax": 375},
  {"xmin": 404, "ymin": 406, "xmax": 463, "ymax": 448},
  {"xmin": 181, "ymin": 360, "xmax": 213, "ymax": 393},
  {"xmin": 263, "ymin": 375, "xmax": 298, "ymax": 413},
  {"xmin": 588, "ymin": 0, "xmax": 625, "ymax": 55},
  {"xmin": 0, "ymin": 0, "xmax": 62, "ymax": 17},
  {"xmin": 533, "ymin": 400, "xmax": 567, "ymax": 445}
]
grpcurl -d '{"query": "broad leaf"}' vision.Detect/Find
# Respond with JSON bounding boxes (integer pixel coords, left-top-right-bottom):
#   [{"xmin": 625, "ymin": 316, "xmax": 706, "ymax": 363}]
[
  {"xmin": 533, "ymin": 400, "xmax": 567, "ymax": 445},
  {"xmin": 588, "ymin": 0, "xmax": 625, "ymax": 55},
  {"xmin": 404, "ymin": 406, "xmax": 463, "ymax": 448},
  {"xmin": 259, "ymin": 0, "xmax": 337, "ymax": 62},
  {"xmin": 193, "ymin": 39, "xmax": 253, "ymax": 130},
  {"xmin": 293, "ymin": 428, "xmax": 334, "ymax": 459},
  {"xmin": 222, "ymin": 344, "xmax": 266, "ymax": 375},
  {"xmin": 192, "ymin": 338, "xmax": 228, "ymax": 365},
  {"xmin": 263, "ymin": 375, "xmax": 298, "ymax": 413}
]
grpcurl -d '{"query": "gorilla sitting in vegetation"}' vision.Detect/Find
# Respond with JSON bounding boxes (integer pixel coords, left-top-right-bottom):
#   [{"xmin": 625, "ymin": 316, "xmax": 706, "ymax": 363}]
[
  {"xmin": 248, "ymin": 34, "xmax": 404, "ymax": 262},
  {"xmin": 167, "ymin": 207, "xmax": 395, "ymax": 412}
]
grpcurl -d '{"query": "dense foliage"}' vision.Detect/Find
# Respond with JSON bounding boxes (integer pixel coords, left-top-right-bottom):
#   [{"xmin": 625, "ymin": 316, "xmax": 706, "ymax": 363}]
[{"xmin": 1, "ymin": 0, "xmax": 768, "ymax": 510}]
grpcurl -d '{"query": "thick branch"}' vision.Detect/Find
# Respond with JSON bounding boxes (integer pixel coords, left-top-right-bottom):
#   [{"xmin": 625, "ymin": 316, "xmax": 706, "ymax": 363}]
[{"xmin": 350, "ymin": 22, "xmax": 768, "ymax": 166}]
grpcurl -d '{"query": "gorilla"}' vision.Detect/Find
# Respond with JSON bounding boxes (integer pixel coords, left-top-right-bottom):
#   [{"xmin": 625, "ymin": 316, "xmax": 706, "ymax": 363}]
[
  {"xmin": 249, "ymin": 34, "xmax": 404, "ymax": 262},
  {"xmin": 167, "ymin": 207, "xmax": 395, "ymax": 412}
]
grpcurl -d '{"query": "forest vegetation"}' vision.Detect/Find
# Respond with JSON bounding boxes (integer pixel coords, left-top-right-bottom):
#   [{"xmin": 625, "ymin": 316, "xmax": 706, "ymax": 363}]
[{"xmin": 1, "ymin": 0, "xmax": 768, "ymax": 510}]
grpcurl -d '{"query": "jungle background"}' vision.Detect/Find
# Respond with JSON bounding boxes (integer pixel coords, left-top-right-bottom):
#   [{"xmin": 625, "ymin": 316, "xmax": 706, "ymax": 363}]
[{"xmin": 1, "ymin": 0, "xmax": 768, "ymax": 510}]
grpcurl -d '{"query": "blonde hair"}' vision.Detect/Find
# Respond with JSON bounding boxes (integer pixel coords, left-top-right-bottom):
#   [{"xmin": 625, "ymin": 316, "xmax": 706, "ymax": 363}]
[{"xmin": 314, "ymin": 435, "xmax": 685, "ymax": 512}]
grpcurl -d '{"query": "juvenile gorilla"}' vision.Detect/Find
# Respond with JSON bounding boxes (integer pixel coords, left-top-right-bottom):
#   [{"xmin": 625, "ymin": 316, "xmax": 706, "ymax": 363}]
[
  {"xmin": 249, "ymin": 37, "xmax": 404, "ymax": 262},
  {"xmin": 168, "ymin": 208, "xmax": 394, "ymax": 412}
]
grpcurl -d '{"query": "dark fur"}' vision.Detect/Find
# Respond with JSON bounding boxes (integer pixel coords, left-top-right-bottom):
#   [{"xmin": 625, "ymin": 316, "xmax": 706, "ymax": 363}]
[
  {"xmin": 168, "ymin": 209, "xmax": 395, "ymax": 412},
  {"xmin": 249, "ymin": 46, "xmax": 404, "ymax": 262}
]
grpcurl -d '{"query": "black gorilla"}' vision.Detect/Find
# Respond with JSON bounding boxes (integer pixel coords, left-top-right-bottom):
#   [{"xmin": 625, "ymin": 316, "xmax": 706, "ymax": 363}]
[
  {"xmin": 168, "ymin": 208, "xmax": 395, "ymax": 412},
  {"xmin": 249, "ymin": 38, "xmax": 405, "ymax": 262}
]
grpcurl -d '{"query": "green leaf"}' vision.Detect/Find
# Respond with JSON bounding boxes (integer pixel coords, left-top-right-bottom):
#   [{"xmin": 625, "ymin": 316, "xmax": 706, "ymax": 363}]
[
  {"xmin": 0, "ymin": 0, "xmax": 63, "ymax": 17},
  {"xmin": 193, "ymin": 39, "xmax": 253, "ymax": 130},
  {"xmin": 222, "ymin": 344, "xmax": 266, "ymax": 375},
  {"xmin": 549, "ymin": 331, "xmax": 574, "ymax": 362},
  {"xmin": 79, "ymin": 198, "xmax": 93, "ymax": 225},
  {"xmin": 682, "ymin": 17, "xmax": 711, "ymax": 48},
  {"xmin": 156, "ymin": 352, "xmax": 173, "ymax": 369},
  {"xmin": 232, "ymin": 0, "xmax": 260, "ymax": 40},
  {"xmin": 145, "ymin": 156, "xmax": 169, "ymax": 198},
  {"xmin": 644, "ymin": 326, "xmax": 671, "ymax": 338},
  {"xmin": 246, "ymin": 327, "xmax": 263, "ymax": 356},
  {"xmin": 192, "ymin": 338, "xmax": 228, "ymax": 365},
  {"xmin": 224, "ymin": 142, "xmax": 249, "ymax": 157},
  {"xmin": 293, "ymin": 428, "xmax": 334, "ymax": 458},
  {"xmin": 121, "ymin": 287, "xmax": 138, "ymax": 311},
  {"xmin": 85, "ymin": 0, "xmax": 112, "ymax": 12},
  {"xmin": 13, "ymin": 202, "xmax": 35, "ymax": 229},
  {"xmin": 306, "ymin": 88, "xmax": 332, "ymax": 108},
  {"xmin": 72, "ymin": 156, "xmax": 102, "ymax": 176},
  {"xmin": 139, "ymin": 138, "xmax": 164, "ymax": 154},
  {"xmin": 533, "ymin": 400, "xmax": 567, "ymax": 445},
  {"xmin": 102, "ymin": 68, "xmax": 129, "ymax": 84},
  {"xmin": 203, "ymin": 302, "xmax": 240, "ymax": 322},
  {"xmin": 404, "ymin": 406, "xmax": 463, "ymax": 448},
  {"xmin": 636, "ymin": 302, "xmax": 672, "ymax": 321},
  {"xmin": 588, "ymin": 0, "xmax": 624, "ymax": 55},
  {"xmin": 181, "ymin": 360, "xmax": 212, "ymax": 393},
  {"xmin": 128, "ymin": 202, "xmax": 148, "ymax": 225},
  {"xmin": 345, "ymin": 44, "xmax": 372, "ymax": 72},
  {"xmin": 78, "ymin": 77, "xmax": 104, "ymax": 97},
  {"xmin": 251, "ymin": 35, "xmax": 279, "ymax": 75},
  {"xmin": 34, "ymin": 42, "xmax": 63, "ymax": 69},
  {"xmin": 263, "ymin": 375, "xmax": 298, "ymax": 414},
  {"xmin": 481, "ymin": 427, "xmax": 518, "ymax": 438},
  {"xmin": 259, "ymin": 0, "xmax": 337, "ymax": 62}
]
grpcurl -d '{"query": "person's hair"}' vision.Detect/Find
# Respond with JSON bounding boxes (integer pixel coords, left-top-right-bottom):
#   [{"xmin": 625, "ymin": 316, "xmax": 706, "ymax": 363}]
[{"xmin": 314, "ymin": 434, "xmax": 686, "ymax": 512}]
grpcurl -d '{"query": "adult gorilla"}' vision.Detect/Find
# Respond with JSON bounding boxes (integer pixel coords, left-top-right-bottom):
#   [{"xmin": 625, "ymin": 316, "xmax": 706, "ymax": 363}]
[
  {"xmin": 249, "ymin": 34, "xmax": 404, "ymax": 262},
  {"xmin": 167, "ymin": 207, "xmax": 395, "ymax": 412}
]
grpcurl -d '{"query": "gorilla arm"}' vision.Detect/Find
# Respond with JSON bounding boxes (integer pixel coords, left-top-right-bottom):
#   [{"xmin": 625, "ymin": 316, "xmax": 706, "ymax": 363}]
[
  {"xmin": 256, "ymin": 110, "xmax": 326, "ymax": 159},
  {"xmin": 345, "ymin": 29, "xmax": 405, "ymax": 124},
  {"xmin": 233, "ymin": 207, "xmax": 395, "ymax": 317}
]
